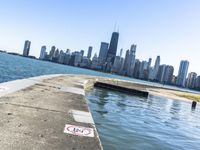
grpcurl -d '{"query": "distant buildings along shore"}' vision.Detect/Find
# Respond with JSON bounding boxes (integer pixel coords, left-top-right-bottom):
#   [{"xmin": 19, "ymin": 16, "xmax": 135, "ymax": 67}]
[{"xmin": 2, "ymin": 32, "xmax": 200, "ymax": 91}]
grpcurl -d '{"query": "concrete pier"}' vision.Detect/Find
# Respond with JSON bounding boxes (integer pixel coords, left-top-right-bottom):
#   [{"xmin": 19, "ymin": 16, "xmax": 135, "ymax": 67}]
[
  {"xmin": 0, "ymin": 74, "xmax": 149, "ymax": 150},
  {"xmin": 0, "ymin": 75, "xmax": 102, "ymax": 150}
]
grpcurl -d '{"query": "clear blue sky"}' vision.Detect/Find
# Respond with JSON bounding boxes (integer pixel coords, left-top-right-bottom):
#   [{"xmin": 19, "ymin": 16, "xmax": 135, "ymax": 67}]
[{"xmin": 0, "ymin": 0, "xmax": 200, "ymax": 75}]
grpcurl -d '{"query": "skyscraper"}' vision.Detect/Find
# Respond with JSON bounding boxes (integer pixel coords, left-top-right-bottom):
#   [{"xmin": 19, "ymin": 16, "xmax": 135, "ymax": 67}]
[
  {"xmin": 111, "ymin": 56, "xmax": 124, "ymax": 74},
  {"xmin": 63, "ymin": 52, "xmax": 71, "ymax": 65},
  {"xmin": 69, "ymin": 51, "xmax": 82, "ymax": 67},
  {"xmin": 147, "ymin": 58, "xmax": 152, "ymax": 70},
  {"xmin": 133, "ymin": 59, "xmax": 141, "ymax": 78},
  {"xmin": 156, "ymin": 64, "xmax": 166, "ymax": 83},
  {"xmin": 98, "ymin": 42, "xmax": 109, "ymax": 62},
  {"xmin": 66, "ymin": 49, "xmax": 70, "ymax": 54},
  {"xmin": 39, "ymin": 45, "xmax": 46, "ymax": 60},
  {"xmin": 122, "ymin": 49, "xmax": 130, "ymax": 75},
  {"xmin": 87, "ymin": 46, "xmax": 92, "ymax": 59},
  {"xmin": 139, "ymin": 61, "xmax": 148, "ymax": 79},
  {"xmin": 153, "ymin": 56, "xmax": 160, "ymax": 80},
  {"xmin": 187, "ymin": 72, "xmax": 197, "ymax": 88},
  {"xmin": 23, "ymin": 40, "xmax": 31, "ymax": 56},
  {"xmin": 127, "ymin": 44, "xmax": 137, "ymax": 77},
  {"xmin": 119, "ymin": 48, "xmax": 123, "ymax": 57},
  {"xmin": 176, "ymin": 60, "xmax": 189, "ymax": 87},
  {"xmin": 149, "ymin": 56, "xmax": 160, "ymax": 80},
  {"xmin": 194, "ymin": 76, "xmax": 200, "ymax": 89},
  {"xmin": 49, "ymin": 46, "xmax": 56, "ymax": 60},
  {"xmin": 80, "ymin": 50, "xmax": 84, "ymax": 57},
  {"xmin": 163, "ymin": 65, "xmax": 174, "ymax": 84},
  {"xmin": 58, "ymin": 50, "xmax": 65, "ymax": 64},
  {"xmin": 106, "ymin": 32, "xmax": 119, "ymax": 63},
  {"xmin": 54, "ymin": 49, "xmax": 60, "ymax": 58}
]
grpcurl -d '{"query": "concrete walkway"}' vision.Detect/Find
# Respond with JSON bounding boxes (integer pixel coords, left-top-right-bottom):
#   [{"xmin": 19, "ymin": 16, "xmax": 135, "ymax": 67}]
[
  {"xmin": 0, "ymin": 75, "xmax": 102, "ymax": 150},
  {"xmin": 0, "ymin": 74, "xmax": 151, "ymax": 150}
]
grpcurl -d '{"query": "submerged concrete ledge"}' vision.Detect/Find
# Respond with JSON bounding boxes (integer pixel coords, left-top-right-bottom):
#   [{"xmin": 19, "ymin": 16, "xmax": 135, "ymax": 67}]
[{"xmin": 94, "ymin": 81, "xmax": 149, "ymax": 97}]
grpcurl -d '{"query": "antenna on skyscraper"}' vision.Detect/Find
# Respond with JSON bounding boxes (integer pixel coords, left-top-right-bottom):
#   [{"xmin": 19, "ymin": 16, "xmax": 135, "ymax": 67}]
[
  {"xmin": 114, "ymin": 22, "xmax": 117, "ymax": 32},
  {"xmin": 114, "ymin": 22, "xmax": 119, "ymax": 33},
  {"xmin": 117, "ymin": 26, "xmax": 119, "ymax": 33}
]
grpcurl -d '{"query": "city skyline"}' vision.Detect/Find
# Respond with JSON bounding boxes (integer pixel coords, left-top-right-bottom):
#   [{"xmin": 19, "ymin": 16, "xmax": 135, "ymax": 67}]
[
  {"xmin": 19, "ymin": 36, "xmax": 194, "ymax": 78},
  {"xmin": 10, "ymin": 31, "xmax": 199, "ymax": 90},
  {"xmin": 0, "ymin": 0, "xmax": 200, "ymax": 75}
]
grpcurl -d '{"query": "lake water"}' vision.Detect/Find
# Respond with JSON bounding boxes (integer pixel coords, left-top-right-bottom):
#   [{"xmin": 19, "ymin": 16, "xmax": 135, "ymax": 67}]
[
  {"xmin": 1, "ymin": 53, "xmax": 199, "ymax": 94},
  {"xmin": 1, "ymin": 53, "xmax": 200, "ymax": 150},
  {"xmin": 86, "ymin": 88, "xmax": 200, "ymax": 150},
  {"xmin": 0, "ymin": 53, "xmax": 149, "ymax": 84}
]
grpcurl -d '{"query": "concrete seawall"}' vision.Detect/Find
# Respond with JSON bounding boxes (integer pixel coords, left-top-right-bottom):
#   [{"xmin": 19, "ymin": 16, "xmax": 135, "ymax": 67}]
[
  {"xmin": 94, "ymin": 81, "xmax": 149, "ymax": 97},
  {"xmin": 0, "ymin": 74, "xmax": 149, "ymax": 150},
  {"xmin": 0, "ymin": 74, "xmax": 104, "ymax": 150}
]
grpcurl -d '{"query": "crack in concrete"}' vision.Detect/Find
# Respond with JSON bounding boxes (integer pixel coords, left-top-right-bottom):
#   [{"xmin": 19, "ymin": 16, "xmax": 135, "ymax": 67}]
[{"xmin": 0, "ymin": 102, "xmax": 67, "ymax": 114}]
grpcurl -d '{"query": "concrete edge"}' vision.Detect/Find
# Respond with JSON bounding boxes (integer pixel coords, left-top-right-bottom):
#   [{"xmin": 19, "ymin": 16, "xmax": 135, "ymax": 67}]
[
  {"xmin": 0, "ymin": 74, "xmax": 104, "ymax": 150},
  {"xmin": 0, "ymin": 74, "xmax": 65, "ymax": 97},
  {"xmin": 83, "ymin": 80, "xmax": 104, "ymax": 150}
]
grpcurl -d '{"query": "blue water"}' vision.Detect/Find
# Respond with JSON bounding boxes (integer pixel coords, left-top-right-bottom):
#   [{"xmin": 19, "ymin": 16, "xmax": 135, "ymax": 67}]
[
  {"xmin": 86, "ymin": 88, "xmax": 200, "ymax": 150},
  {"xmin": 0, "ymin": 53, "xmax": 152, "ymax": 84}
]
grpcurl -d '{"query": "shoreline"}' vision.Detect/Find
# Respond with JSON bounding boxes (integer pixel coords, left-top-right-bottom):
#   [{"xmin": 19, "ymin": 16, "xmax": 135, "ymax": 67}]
[
  {"xmin": 148, "ymin": 88, "xmax": 192, "ymax": 102},
  {"xmin": 2, "ymin": 52, "xmax": 200, "ymax": 96},
  {"xmin": 1, "ymin": 73, "xmax": 199, "ymax": 103}
]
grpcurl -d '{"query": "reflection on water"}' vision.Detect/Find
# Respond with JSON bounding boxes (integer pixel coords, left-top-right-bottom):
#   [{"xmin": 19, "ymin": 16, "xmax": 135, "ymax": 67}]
[{"xmin": 86, "ymin": 88, "xmax": 200, "ymax": 150}]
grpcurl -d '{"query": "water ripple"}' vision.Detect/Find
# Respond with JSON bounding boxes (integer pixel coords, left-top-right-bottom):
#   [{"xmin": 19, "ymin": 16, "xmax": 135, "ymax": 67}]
[{"xmin": 86, "ymin": 88, "xmax": 200, "ymax": 150}]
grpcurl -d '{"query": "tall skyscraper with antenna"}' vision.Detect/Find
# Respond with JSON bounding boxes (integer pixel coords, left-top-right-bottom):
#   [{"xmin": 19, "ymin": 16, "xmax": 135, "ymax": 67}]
[{"xmin": 106, "ymin": 32, "xmax": 119, "ymax": 64}]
